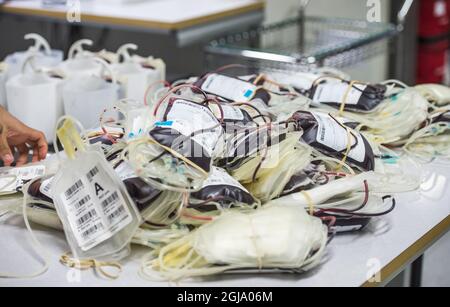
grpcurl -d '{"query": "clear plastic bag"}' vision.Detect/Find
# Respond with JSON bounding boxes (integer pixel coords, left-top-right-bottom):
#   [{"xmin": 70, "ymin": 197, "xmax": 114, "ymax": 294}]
[{"xmin": 52, "ymin": 118, "xmax": 141, "ymax": 260}]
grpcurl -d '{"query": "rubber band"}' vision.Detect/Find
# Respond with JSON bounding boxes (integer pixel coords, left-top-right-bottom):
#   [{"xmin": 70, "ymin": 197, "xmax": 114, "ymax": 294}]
[{"xmin": 60, "ymin": 252, "xmax": 122, "ymax": 280}]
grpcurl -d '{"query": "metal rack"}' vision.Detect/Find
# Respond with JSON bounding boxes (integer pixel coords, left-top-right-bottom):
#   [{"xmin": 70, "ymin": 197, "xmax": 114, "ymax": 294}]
[{"xmin": 205, "ymin": 0, "xmax": 414, "ymax": 73}]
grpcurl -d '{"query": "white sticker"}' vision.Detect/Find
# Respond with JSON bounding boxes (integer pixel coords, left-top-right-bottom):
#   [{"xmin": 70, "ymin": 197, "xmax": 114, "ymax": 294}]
[
  {"xmin": 158, "ymin": 99, "xmax": 224, "ymax": 155},
  {"xmin": 61, "ymin": 164, "xmax": 132, "ymax": 251},
  {"xmin": 220, "ymin": 104, "xmax": 245, "ymax": 121},
  {"xmin": 313, "ymin": 83, "xmax": 367, "ymax": 106},
  {"xmin": 311, "ymin": 112, "xmax": 366, "ymax": 163},
  {"xmin": 202, "ymin": 167, "xmax": 250, "ymax": 193},
  {"xmin": 40, "ymin": 177, "xmax": 54, "ymax": 199},
  {"xmin": 201, "ymin": 74, "xmax": 257, "ymax": 102},
  {"xmin": 114, "ymin": 162, "xmax": 137, "ymax": 181},
  {"xmin": 0, "ymin": 165, "xmax": 46, "ymax": 193}
]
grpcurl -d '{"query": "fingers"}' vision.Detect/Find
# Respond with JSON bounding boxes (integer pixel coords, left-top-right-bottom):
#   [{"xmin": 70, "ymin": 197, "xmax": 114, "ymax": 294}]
[
  {"xmin": 15, "ymin": 144, "xmax": 30, "ymax": 167},
  {"xmin": 28, "ymin": 129, "xmax": 48, "ymax": 162},
  {"xmin": 0, "ymin": 123, "xmax": 14, "ymax": 166}
]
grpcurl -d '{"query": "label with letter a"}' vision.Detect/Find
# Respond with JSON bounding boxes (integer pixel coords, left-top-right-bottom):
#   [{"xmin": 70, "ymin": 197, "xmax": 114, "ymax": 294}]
[
  {"xmin": 61, "ymin": 163, "xmax": 132, "ymax": 251},
  {"xmin": 201, "ymin": 74, "xmax": 257, "ymax": 102}
]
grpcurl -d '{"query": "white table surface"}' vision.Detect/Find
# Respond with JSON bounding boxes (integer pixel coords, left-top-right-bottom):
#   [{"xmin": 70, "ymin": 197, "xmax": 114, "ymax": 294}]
[
  {"xmin": 1, "ymin": 0, "xmax": 264, "ymax": 29},
  {"xmin": 0, "ymin": 161, "xmax": 449, "ymax": 287}
]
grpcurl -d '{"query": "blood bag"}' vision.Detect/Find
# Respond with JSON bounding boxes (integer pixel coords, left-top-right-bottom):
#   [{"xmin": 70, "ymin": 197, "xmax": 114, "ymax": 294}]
[
  {"xmin": 4, "ymin": 33, "xmax": 63, "ymax": 80},
  {"xmin": 0, "ymin": 164, "xmax": 47, "ymax": 196},
  {"xmin": 6, "ymin": 57, "xmax": 64, "ymax": 141},
  {"xmin": 292, "ymin": 111, "xmax": 375, "ymax": 171},
  {"xmin": 52, "ymin": 118, "xmax": 141, "ymax": 260},
  {"xmin": 191, "ymin": 166, "xmax": 256, "ymax": 210},
  {"xmin": 309, "ymin": 80, "xmax": 387, "ymax": 112},
  {"xmin": 195, "ymin": 73, "xmax": 270, "ymax": 103},
  {"xmin": 150, "ymin": 98, "xmax": 225, "ymax": 172},
  {"xmin": 62, "ymin": 58, "xmax": 120, "ymax": 129}
]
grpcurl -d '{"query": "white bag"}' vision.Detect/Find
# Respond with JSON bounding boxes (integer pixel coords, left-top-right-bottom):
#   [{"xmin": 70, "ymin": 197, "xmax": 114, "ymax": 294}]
[
  {"xmin": 0, "ymin": 62, "xmax": 7, "ymax": 108},
  {"xmin": 58, "ymin": 39, "xmax": 103, "ymax": 79},
  {"xmin": 4, "ymin": 33, "xmax": 63, "ymax": 80},
  {"xmin": 6, "ymin": 56, "xmax": 63, "ymax": 141},
  {"xmin": 63, "ymin": 58, "xmax": 120, "ymax": 129},
  {"xmin": 52, "ymin": 118, "xmax": 141, "ymax": 260},
  {"xmin": 113, "ymin": 44, "xmax": 163, "ymax": 103}
]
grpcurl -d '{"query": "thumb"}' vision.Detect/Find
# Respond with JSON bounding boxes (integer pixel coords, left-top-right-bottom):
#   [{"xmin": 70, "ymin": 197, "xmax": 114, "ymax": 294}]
[{"xmin": 0, "ymin": 123, "xmax": 13, "ymax": 166}]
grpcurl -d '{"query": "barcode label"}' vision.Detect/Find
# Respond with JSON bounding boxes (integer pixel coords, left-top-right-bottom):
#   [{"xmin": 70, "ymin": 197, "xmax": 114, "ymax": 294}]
[
  {"xmin": 65, "ymin": 180, "xmax": 83, "ymax": 198},
  {"xmin": 86, "ymin": 166, "xmax": 99, "ymax": 182},
  {"xmin": 77, "ymin": 209, "xmax": 97, "ymax": 226},
  {"xmin": 58, "ymin": 160, "xmax": 134, "ymax": 252},
  {"xmin": 81, "ymin": 223, "xmax": 103, "ymax": 238},
  {"xmin": 108, "ymin": 206, "xmax": 125, "ymax": 222},
  {"xmin": 101, "ymin": 191, "xmax": 119, "ymax": 209},
  {"xmin": 74, "ymin": 195, "xmax": 91, "ymax": 210}
]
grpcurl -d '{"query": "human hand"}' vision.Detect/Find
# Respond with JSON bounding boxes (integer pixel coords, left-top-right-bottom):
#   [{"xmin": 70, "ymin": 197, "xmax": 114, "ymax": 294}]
[{"xmin": 0, "ymin": 108, "xmax": 48, "ymax": 166}]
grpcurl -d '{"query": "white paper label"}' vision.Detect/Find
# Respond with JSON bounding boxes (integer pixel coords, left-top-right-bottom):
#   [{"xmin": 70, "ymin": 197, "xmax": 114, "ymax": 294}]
[
  {"xmin": 157, "ymin": 99, "xmax": 224, "ymax": 155},
  {"xmin": 114, "ymin": 162, "xmax": 137, "ymax": 181},
  {"xmin": 202, "ymin": 167, "xmax": 249, "ymax": 193},
  {"xmin": 201, "ymin": 74, "xmax": 257, "ymax": 102},
  {"xmin": 61, "ymin": 163, "xmax": 132, "ymax": 251},
  {"xmin": 313, "ymin": 83, "xmax": 367, "ymax": 106},
  {"xmin": 220, "ymin": 104, "xmax": 245, "ymax": 121},
  {"xmin": 0, "ymin": 165, "xmax": 46, "ymax": 193},
  {"xmin": 311, "ymin": 112, "xmax": 366, "ymax": 163},
  {"xmin": 40, "ymin": 177, "xmax": 54, "ymax": 199}
]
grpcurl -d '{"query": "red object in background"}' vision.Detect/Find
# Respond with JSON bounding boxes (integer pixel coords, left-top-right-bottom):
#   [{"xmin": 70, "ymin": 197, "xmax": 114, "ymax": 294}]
[
  {"xmin": 417, "ymin": 0, "xmax": 450, "ymax": 84},
  {"xmin": 417, "ymin": 40, "xmax": 449, "ymax": 84},
  {"xmin": 419, "ymin": 0, "xmax": 449, "ymax": 37}
]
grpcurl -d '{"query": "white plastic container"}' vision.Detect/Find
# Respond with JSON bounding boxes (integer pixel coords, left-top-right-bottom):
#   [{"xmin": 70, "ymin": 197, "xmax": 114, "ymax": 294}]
[
  {"xmin": 112, "ymin": 44, "xmax": 162, "ymax": 103},
  {"xmin": 0, "ymin": 62, "xmax": 7, "ymax": 108},
  {"xmin": 63, "ymin": 58, "xmax": 120, "ymax": 129},
  {"xmin": 4, "ymin": 33, "xmax": 63, "ymax": 80},
  {"xmin": 6, "ymin": 56, "xmax": 63, "ymax": 141},
  {"xmin": 58, "ymin": 39, "xmax": 103, "ymax": 79}
]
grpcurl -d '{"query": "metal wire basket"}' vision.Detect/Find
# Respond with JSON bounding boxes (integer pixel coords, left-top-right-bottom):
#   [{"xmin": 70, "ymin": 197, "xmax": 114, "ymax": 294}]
[{"xmin": 205, "ymin": 0, "xmax": 413, "ymax": 73}]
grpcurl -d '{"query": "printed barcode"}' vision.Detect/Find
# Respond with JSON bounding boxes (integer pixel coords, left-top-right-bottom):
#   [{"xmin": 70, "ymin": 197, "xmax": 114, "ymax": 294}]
[
  {"xmin": 77, "ymin": 209, "xmax": 97, "ymax": 226},
  {"xmin": 65, "ymin": 180, "xmax": 83, "ymax": 198},
  {"xmin": 101, "ymin": 191, "xmax": 119, "ymax": 209},
  {"xmin": 108, "ymin": 206, "xmax": 125, "ymax": 222},
  {"xmin": 81, "ymin": 223, "xmax": 103, "ymax": 238},
  {"xmin": 75, "ymin": 195, "xmax": 91, "ymax": 210},
  {"xmin": 86, "ymin": 166, "xmax": 99, "ymax": 182}
]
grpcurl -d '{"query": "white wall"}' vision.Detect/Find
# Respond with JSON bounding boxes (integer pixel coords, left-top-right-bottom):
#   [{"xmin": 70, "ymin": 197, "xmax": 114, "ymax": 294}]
[{"xmin": 264, "ymin": 0, "xmax": 391, "ymax": 82}]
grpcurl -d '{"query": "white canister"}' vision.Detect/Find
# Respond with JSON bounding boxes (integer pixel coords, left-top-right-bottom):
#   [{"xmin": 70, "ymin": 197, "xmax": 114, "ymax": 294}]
[
  {"xmin": 6, "ymin": 71, "xmax": 63, "ymax": 142},
  {"xmin": 58, "ymin": 39, "xmax": 103, "ymax": 79},
  {"xmin": 0, "ymin": 62, "xmax": 7, "ymax": 108},
  {"xmin": 63, "ymin": 59, "xmax": 120, "ymax": 129},
  {"xmin": 113, "ymin": 44, "xmax": 161, "ymax": 103},
  {"xmin": 4, "ymin": 33, "xmax": 63, "ymax": 80}
]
